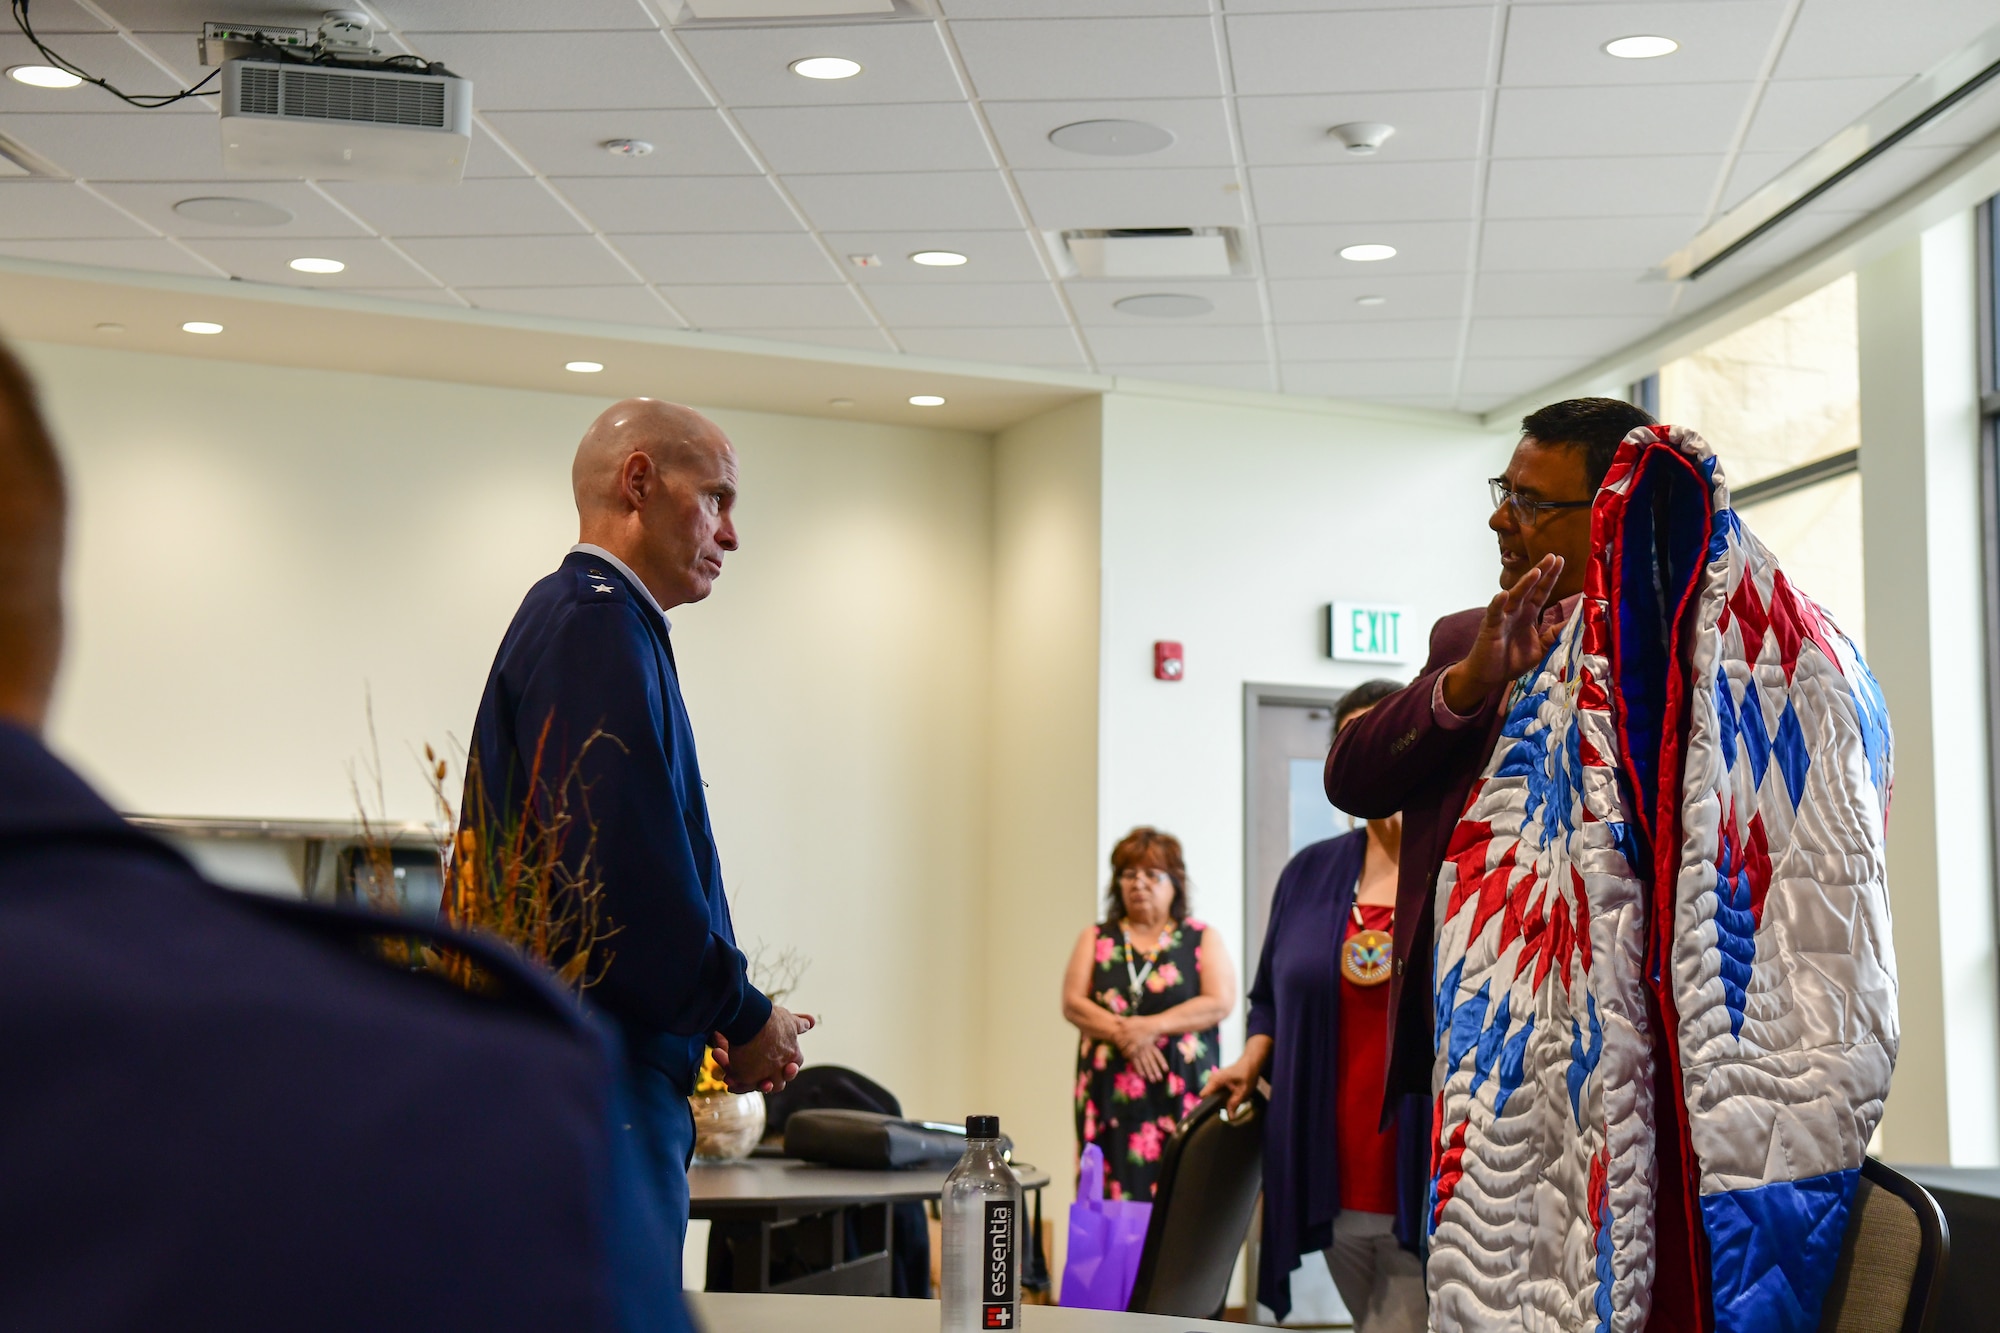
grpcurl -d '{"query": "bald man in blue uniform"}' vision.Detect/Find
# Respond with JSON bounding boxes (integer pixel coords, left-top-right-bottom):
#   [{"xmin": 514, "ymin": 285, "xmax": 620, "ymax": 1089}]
[
  {"xmin": 0, "ymin": 346, "xmax": 686, "ymax": 1329},
  {"xmin": 469, "ymin": 398, "xmax": 814, "ymax": 1287}
]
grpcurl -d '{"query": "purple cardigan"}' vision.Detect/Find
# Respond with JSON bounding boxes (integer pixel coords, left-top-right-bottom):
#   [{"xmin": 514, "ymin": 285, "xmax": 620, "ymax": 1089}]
[{"xmin": 1246, "ymin": 829, "xmax": 1429, "ymax": 1320}]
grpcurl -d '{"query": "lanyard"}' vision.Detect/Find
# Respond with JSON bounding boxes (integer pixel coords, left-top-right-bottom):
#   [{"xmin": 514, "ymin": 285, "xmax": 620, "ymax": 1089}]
[{"xmin": 1121, "ymin": 925, "xmax": 1164, "ymax": 996}]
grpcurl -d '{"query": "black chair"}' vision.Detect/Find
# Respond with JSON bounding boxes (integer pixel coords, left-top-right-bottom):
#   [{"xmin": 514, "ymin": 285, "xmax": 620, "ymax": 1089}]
[
  {"xmin": 1126, "ymin": 1089, "xmax": 1265, "ymax": 1319},
  {"xmin": 1817, "ymin": 1157, "xmax": 1950, "ymax": 1333}
]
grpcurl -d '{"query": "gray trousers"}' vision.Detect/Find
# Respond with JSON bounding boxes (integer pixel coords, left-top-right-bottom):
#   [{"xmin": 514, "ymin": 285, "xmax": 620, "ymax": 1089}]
[{"xmin": 1323, "ymin": 1210, "xmax": 1426, "ymax": 1333}]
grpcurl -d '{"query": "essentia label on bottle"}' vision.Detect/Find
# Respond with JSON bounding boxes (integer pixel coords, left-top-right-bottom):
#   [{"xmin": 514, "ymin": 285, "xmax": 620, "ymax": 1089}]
[{"xmin": 982, "ymin": 1199, "xmax": 1017, "ymax": 1328}]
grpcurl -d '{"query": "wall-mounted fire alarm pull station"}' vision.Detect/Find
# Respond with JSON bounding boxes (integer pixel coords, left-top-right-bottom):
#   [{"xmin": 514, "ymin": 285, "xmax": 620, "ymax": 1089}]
[{"xmin": 1154, "ymin": 641, "xmax": 1184, "ymax": 682}]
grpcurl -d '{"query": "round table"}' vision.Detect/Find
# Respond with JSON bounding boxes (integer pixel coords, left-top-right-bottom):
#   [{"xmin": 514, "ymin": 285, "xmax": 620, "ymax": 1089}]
[
  {"xmin": 687, "ymin": 1292, "xmax": 1240, "ymax": 1332},
  {"xmin": 689, "ymin": 1158, "xmax": 1053, "ymax": 1298}
]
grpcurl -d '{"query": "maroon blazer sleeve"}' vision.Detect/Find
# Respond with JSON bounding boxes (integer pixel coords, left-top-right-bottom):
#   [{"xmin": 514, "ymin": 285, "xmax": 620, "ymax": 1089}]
[{"xmin": 1324, "ymin": 608, "xmax": 1500, "ymax": 819}]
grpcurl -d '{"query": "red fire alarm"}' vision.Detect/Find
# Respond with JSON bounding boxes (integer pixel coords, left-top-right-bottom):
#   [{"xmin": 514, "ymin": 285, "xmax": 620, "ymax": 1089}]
[{"xmin": 1154, "ymin": 641, "xmax": 1184, "ymax": 681}]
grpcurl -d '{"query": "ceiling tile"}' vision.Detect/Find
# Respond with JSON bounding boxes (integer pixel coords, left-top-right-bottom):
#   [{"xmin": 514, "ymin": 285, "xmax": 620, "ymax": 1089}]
[
  {"xmin": 0, "ymin": 34, "xmax": 208, "ymax": 115},
  {"xmin": 984, "ymin": 98, "xmax": 1236, "ymax": 171},
  {"xmin": 677, "ymin": 22, "xmax": 964, "ymax": 106},
  {"xmin": 734, "ymin": 103, "xmax": 998, "ymax": 176},
  {"xmin": 324, "ymin": 178, "xmax": 587, "ymax": 237},
  {"xmin": 91, "ymin": 182, "xmax": 372, "ymax": 237},
  {"xmin": 893, "ymin": 327, "xmax": 1088, "ymax": 365},
  {"xmin": 1105, "ymin": 362, "xmax": 1279, "ymax": 391},
  {"xmin": 178, "ymin": 236, "xmax": 442, "ymax": 288},
  {"xmin": 1774, "ymin": 0, "xmax": 2000, "ymax": 80},
  {"xmin": 1465, "ymin": 315, "xmax": 1661, "ymax": 358},
  {"xmin": 484, "ymin": 109, "xmax": 759, "ymax": 178},
  {"xmin": 399, "ymin": 30, "xmax": 707, "ymax": 110},
  {"xmin": 865, "ymin": 282, "xmax": 1069, "ymax": 327},
  {"xmin": 662, "ymin": 283, "xmax": 875, "ymax": 330},
  {"xmin": 1014, "ymin": 167, "xmax": 1245, "ymax": 229},
  {"xmin": 1472, "ymin": 271, "xmax": 1677, "ymax": 318},
  {"xmin": 394, "ymin": 235, "xmax": 637, "ymax": 286},
  {"xmin": 784, "ymin": 171, "xmax": 1022, "ymax": 231},
  {"xmin": 464, "ymin": 124, "xmax": 533, "ymax": 179},
  {"xmin": 1479, "ymin": 216, "xmax": 1699, "ymax": 271},
  {"xmin": 1235, "ymin": 90, "xmax": 1487, "ymax": 164},
  {"xmin": 0, "ymin": 237, "xmax": 217, "ymax": 276},
  {"xmin": 1066, "ymin": 279, "xmax": 1265, "ymax": 325},
  {"xmin": 0, "ymin": 183, "xmax": 150, "ymax": 239},
  {"xmin": 1276, "ymin": 319, "xmax": 1461, "ymax": 360},
  {"xmin": 614, "ymin": 232, "xmax": 841, "ymax": 284},
  {"xmin": 1268, "ymin": 273, "xmax": 1469, "ymax": 322},
  {"xmin": 1226, "ymin": 9, "xmax": 1496, "ymax": 96},
  {"xmin": 7, "ymin": 0, "xmax": 109, "ymax": 32},
  {"xmin": 1484, "ymin": 154, "xmax": 1725, "ymax": 218},
  {"xmin": 1085, "ymin": 324, "xmax": 1269, "ymax": 363},
  {"xmin": 951, "ymin": 17, "xmax": 1224, "ymax": 101},
  {"xmin": 1500, "ymin": 2, "xmax": 1785, "ymax": 87},
  {"xmin": 554, "ymin": 176, "xmax": 801, "ymax": 233},
  {"xmin": 727, "ymin": 327, "xmax": 896, "ymax": 352},
  {"xmin": 1741, "ymin": 77, "xmax": 1908, "ymax": 153},
  {"xmin": 1259, "ymin": 220, "xmax": 1472, "ymax": 277},
  {"xmin": 2, "ymin": 112, "xmax": 223, "ymax": 180},
  {"xmin": 460, "ymin": 285, "xmax": 685, "ymax": 326},
  {"xmin": 1251, "ymin": 161, "xmax": 1479, "ymax": 225},
  {"xmin": 943, "ymin": 1, "xmax": 1210, "ymax": 14},
  {"xmin": 822, "ymin": 230, "xmax": 1049, "ymax": 283},
  {"xmin": 377, "ymin": 0, "xmax": 655, "ymax": 28},
  {"xmin": 1492, "ymin": 85, "xmax": 1754, "ymax": 158},
  {"xmin": 1457, "ymin": 355, "xmax": 1594, "ymax": 397},
  {"xmin": 1279, "ymin": 359, "xmax": 1455, "ymax": 397}
]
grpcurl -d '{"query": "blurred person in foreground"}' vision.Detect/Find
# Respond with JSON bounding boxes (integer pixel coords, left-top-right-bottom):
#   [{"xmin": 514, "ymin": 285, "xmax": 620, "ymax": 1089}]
[
  {"xmin": 0, "ymin": 347, "xmax": 684, "ymax": 1329},
  {"xmin": 468, "ymin": 398, "xmax": 813, "ymax": 1284},
  {"xmin": 1207, "ymin": 680, "xmax": 1428, "ymax": 1332},
  {"xmin": 1063, "ymin": 826, "xmax": 1236, "ymax": 1201},
  {"xmin": 1322, "ymin": 399, "xmax": 1655, "ymax": 1142}
]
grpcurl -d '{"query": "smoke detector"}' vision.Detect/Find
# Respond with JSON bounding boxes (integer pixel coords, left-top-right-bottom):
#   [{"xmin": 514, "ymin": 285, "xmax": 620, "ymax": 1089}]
[{"xmin": 1328, "ymin": 121, "xmax": 1396, "ymax": 155}]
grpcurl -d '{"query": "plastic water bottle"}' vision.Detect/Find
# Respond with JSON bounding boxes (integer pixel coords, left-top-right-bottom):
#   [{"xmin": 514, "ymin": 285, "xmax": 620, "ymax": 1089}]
[{"xmin": 941, "ymin": 1114, "xmax": 1023, "ymax": 1332}]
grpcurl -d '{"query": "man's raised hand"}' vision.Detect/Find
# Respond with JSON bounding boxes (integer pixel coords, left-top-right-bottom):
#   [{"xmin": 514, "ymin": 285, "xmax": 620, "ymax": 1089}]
[{"xmin": 1441, "ymin": 553, "xmax": 1565, "ymax": 714}]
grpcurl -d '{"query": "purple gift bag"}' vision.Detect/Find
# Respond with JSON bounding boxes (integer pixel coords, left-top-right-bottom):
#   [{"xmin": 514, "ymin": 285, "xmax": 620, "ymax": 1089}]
[{"xmin": 1059, "ymin": 1144, "xmax": 1153, "ymax": 1310}]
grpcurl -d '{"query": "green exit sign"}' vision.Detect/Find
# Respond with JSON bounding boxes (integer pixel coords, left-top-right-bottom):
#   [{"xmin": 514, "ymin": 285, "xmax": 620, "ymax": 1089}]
[{"xmin": 1328, "ymin": 602, "xmax": 1412, "ymax": 663}]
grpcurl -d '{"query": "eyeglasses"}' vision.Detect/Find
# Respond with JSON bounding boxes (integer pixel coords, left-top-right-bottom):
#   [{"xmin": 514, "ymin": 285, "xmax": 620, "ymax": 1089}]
[{"xmin": 1488, "ymin": 477, "xmax": 1592, "ymax": 524}]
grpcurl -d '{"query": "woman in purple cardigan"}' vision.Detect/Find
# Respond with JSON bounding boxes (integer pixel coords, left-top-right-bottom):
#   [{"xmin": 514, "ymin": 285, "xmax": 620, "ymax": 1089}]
[{"xmin": 1205, "ymin": 681, "xmax": 1429, "ymax": 1331}]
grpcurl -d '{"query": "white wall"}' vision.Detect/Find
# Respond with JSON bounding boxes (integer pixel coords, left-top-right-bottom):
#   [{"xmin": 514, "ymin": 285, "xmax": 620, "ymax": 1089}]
[
  {"xmin": 1095, "ymin": 390, "xmax": 1506, "ymax": 1061},
  {"xmin": 21, "ymin": 338, "xmax": 993, "ymax": 1119}
]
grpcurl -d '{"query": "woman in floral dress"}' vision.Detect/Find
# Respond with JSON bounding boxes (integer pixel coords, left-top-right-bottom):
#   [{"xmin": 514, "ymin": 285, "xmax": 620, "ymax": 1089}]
[{"xmin": 1062, "ymin": 826, "xmax": 1236, "ymax": 1201}]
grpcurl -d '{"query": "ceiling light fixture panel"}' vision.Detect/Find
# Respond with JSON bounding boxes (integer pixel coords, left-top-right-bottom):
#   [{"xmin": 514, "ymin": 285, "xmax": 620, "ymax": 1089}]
[
  {"xmin": 909, "ymin": 250, "xmax": 967, "ymax": 267},
  {"xmin": 790, "ymin": 57, "xmax": 862, "ymax": 80},
  {"xmin": 566, "ymin": 361, "xmax": 605, "ymax": 373},
  {"xmin": 181, "ymin": 321, "xmax": 224, "ymax": 335},
  {"xmin": 908, "ymin": 394, "xmax": 945, "ymax": 406},
  {"xmin": 288, "ymin": 256, "xmax": 344, "ymax": 274},
  {"xmin": 7, "ymin": 65, "xmax": 83, "ymax": 89},
  {"xmin": 1339, "ymin": 243, "xmax": 1397, "ymax": 262}
]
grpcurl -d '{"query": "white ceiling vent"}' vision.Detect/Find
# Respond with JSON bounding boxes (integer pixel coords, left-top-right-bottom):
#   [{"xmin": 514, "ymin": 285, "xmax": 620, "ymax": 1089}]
[{"xmin": 1050, "ymin": 228, "xmax": 1240, "ymax": 279}]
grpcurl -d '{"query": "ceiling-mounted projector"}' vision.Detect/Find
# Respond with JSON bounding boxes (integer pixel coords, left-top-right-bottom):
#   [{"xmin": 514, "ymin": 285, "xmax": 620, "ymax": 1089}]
[{"xmin": 219, "ymin": 57, "xmax": 471, "ymax": 184}]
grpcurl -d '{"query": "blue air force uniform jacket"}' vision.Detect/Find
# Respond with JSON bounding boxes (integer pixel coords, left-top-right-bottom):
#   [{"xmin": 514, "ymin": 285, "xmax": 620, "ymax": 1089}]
[
  {"xmin": 0, "ymin": 721, "xmax": 685, "ymax": 1332},
  {"xmin": 470, "ymin": 549, "xmax": 770, "ymax": 1094}
]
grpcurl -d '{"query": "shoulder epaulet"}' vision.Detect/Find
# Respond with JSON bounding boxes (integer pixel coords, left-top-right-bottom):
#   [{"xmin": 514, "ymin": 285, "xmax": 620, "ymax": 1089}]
[{"xmin": 577, "ymin": 565, "xmax": 624, "ymax": 603}]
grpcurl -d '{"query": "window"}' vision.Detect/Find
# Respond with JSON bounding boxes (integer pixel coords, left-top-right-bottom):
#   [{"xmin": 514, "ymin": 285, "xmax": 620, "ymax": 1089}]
[{"xmin": 1657, "ymin": 274, "xmax": 1865, "ymax": 646}]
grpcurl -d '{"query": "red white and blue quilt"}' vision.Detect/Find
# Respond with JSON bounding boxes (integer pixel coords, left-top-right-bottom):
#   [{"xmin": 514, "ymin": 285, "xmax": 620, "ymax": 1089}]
[{"xmin": 1425, "ymin": 425, "xmax": 1897, "ymax": 1333}]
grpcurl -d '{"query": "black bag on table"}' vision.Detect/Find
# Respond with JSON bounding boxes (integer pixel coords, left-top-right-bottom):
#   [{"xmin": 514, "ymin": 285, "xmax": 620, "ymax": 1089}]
[{"xmin": 782, "ymin": 1109, "xmax": 992, "ymax": 1171}]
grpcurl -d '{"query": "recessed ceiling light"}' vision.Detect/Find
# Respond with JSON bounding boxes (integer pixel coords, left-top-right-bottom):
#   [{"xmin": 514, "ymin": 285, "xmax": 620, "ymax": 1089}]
[
  {"xmin": 910, "ymin": 250, "xmax": 968, "ymax": 267},
  {"xmin": 565, "ymin": 361, "xmax": 604, "ymax": 373},
  {"xmin": 908, "ymin": 394, "xmax": 945, "ymax": 407},
  {"xmin": 1339, "ymin": 243, "xmax": 1397, "ymax": 262},
  {"xmin": 173, "ymin": 196, "xmax": 294, "ymax": 227},
  {"xmin": 829, "ymin": 397, "xmax": 855, "ymax": 408},
  {"xmin": 1048, "ymin": 119, "xmax": 1176, "ymax": 157},
  {"xmin": 94, "ymin": 322, "xmax": 125, "ymax": 334},
  {"xmin": 1114, "ymin": 293, "xmax": 1215, "ymax": 318},
  {"xmin": 288, "ymin": 256, "xmax": 344, "ymax": 274},
  {"xmin": 181, "ymin": 321, "xmax": 224, "ymax": 335},
  {"xmin": 790, "ymin": 56, "xmax": 860, "ymax": 80},
  {"xmin": 7, "ymin": 65, "xmax": 82, "ymax": 89},
  {"xmin": 1604, "ymin": 35, "xmax": 1678, "ymax": 59},
  {"xmin": 1355, "ymin": 295, "xmax": 1387, "ymax": 306}
]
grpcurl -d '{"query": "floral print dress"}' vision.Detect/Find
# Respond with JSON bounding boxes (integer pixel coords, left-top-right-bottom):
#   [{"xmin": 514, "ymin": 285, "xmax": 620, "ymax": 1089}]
[{"xmin": 1073, "ymin": 916, "xmax": 1220, "ymax": 1201}]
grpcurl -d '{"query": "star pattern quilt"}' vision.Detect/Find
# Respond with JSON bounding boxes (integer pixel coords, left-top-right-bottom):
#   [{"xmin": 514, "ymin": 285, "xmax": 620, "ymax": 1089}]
[{"xmin": 1425, "ymin": 425, "xmax": 1897, "ymax": 1333}]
